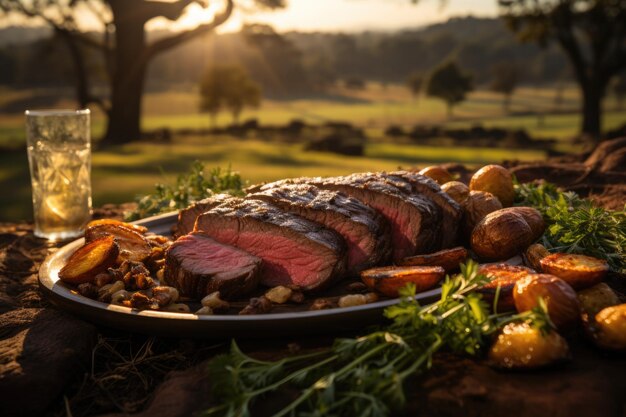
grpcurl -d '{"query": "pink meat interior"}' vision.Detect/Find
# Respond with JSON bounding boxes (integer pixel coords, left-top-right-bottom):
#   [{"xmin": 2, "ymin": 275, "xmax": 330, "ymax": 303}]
[{"xmin": 196, "ymin": 218, "xmax": 337, "ymax": 288}]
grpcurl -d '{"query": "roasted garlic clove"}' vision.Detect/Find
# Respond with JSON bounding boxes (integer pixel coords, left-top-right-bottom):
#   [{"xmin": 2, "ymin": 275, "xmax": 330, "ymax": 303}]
[{"xmin": 200, "ymin": 291, "xmax": 230, "ymax": 311}]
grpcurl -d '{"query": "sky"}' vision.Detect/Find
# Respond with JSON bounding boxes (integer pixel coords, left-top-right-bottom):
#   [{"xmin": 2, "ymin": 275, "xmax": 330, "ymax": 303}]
[
  {"xmin": 0, "ymin": 0, "xmax": 498, "ymax": 33},
  {"xmin": 166, "ymin": 0, "xmax": 498, "ymax": 33}
]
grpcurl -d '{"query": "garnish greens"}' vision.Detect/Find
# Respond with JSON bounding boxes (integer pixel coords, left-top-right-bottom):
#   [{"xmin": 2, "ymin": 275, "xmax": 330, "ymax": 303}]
[
  {"xmin": 125, "ymin": 162, "xmax": 245, "ymax": 221},
  {"xmin": 515, "ymin": 181, "xmax": 626, "ymax": 273},
  {"xmin": 202, "ymin": 261, "xmax": 553, "ymax": 417}
]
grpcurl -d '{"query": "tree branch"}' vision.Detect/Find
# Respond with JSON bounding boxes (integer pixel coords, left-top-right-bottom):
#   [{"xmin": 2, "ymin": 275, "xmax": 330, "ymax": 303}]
[
  {"xmin": 139, "ymin": 0, "xmax": 207, "ymax": 22},
  {"xmin": 143, "ymin": 0, "xmax": 234, "ymax": 60}
]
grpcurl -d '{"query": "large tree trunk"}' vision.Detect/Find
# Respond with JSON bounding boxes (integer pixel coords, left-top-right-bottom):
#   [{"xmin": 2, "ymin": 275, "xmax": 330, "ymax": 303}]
[
  {"xmin": 102, "ymin": 4, "xmax": 147, "ymax": 145},
  {"xmin": 580, "ymin": 78, "xmax": 606, "ymax": 139}
]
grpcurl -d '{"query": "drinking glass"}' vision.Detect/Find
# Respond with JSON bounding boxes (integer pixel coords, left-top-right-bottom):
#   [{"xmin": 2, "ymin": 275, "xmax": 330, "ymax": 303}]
[{"xmin": 25, "ymin": 109, "xmax": 92, "ymax": 241}]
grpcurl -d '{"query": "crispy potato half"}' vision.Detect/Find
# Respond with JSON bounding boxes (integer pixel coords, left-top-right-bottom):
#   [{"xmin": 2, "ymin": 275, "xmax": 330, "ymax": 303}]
[
  {"xmin": 360, "ymin": 266, "xmax": 445, "ymax": 297},
  {"xmin": 476, "ymin": 264, "xmax": 535, "ymax": 311},
  {"xmin": 398, "ymin": 246, "xmax": 468, "ymax": 272},
  {"xmin": 540, "ymin": 253, "xmax": 609, "ymax": 290},
  {"xmin": 87, "ymin": 218, "xmax": 148, "ymax": 234},
  {"xmin": 59, "ymin": 236, "xmax": 119, "ymax": 285},
  {"xmin": 85, "ymin": 223, "xmax": 152, "ymax": 262},
  {"xmin": 488, "ymin": 322, "xmax": 569, "ymax": 369},
  {"xmin": 592, "ymin": 304, "xmax": 626, "ymax": 351}
]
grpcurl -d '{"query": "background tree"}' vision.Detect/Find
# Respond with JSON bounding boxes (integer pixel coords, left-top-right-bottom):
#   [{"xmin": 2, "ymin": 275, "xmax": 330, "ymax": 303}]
[
  {"xmin": 0, "ymin": 0, "xmax": 284, "ymax": 145},
  {"xmin": 613, "ymin": 73, "xmax": 626, "ymax": 111},
  {"xmin": 199, "ymin": 65, "xmax": 261, "ymax": 125},
  {"xmin": 499, "ymin": 0, "xmax": 626, "ymax": 139},
  {"xmin": 490, "ymin": 61, "xmax": 519, "ymax": 112},
  {"xmin": 406, "ymin": 71, "xmax": 424, "ymax": 101},
  {"xmin": 426, "ymin": 60, "xmax": 473, "ymax": 117}
]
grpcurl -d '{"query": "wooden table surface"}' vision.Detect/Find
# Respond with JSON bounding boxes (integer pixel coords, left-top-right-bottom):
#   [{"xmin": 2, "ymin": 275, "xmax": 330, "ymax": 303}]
[{"xmin": 1, "ymin": 203, "xmax": 625, "ymax": 417}]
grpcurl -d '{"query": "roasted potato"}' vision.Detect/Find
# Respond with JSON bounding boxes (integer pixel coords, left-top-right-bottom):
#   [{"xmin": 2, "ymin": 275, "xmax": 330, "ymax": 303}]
[
  {"xmin": 523, "ymin": 243, "xmax": 550, "ymax": 271},
  {"xmin": 513, "ymin": 274, "xmax": 580, "ymax": 329},
  {"xmin": 441, "ymin": 181, "xmax": 470, "ymax": 205},
  {"xmin": 540, "ymin": 253, "xmax": 609, "ymax": 290},
  {"xmin": 488, "ymin": 322, "xmax": 569, "ymax": 369},
  {"xmin": 577, "ymin": 283, "xmax": 620, "ymax": 317},
  {"xmin": 59, "ymin": 236, "xmax": 120, "ymax": 285},
  {"xmin": 86, "ymin": 223, "xmax": 152, "ymax": 262},
  {"xmin": 476, "ymin": 264, "xmax": 534, "ymax": 311},
  {"xmin": 87, "ymin": 218, "xmax": 148, "ymax": 234},
  {"xmin": 462, "ymin": 190, "xmax": 503, "ymax": 238},
  {"xmin": 498, "ymin": 207, "xmax": 545, "ymax": 238},
  {"xmin": 470, "ymin": 164, "xmax": 515, "ymax": 207},
  {"xmin": 398, "ymin": 246, "xmax": 468, "ymax": 272},
  {"xmin": 418, "ymin": 166, "xmax": 453, "ymax": 185},
  {"xmin": 471, "ymin": 210, "xmax": 534, "ymax": 261},
  {"xmin": 360, "ymin": 266, "xmax": 445, "ymax": 297},
  {"xmin": 590, "ymin": 304, "xmax": 626, "ymax": 350}
]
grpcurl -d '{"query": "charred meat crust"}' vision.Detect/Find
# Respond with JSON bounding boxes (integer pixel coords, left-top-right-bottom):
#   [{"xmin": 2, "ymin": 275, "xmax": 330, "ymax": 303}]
[
  {"xmin": 175, "ymin": 194, "xmax": 236, "ymax": 238},
  {"xmin": 247, "ymin": 184, "xmax": 393, "ymax": 274}
]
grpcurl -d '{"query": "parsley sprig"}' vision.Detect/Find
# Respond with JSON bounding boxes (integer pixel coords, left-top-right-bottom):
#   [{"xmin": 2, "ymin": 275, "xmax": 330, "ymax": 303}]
[
  {"xmin": 124, "ymin": 162, "xmax": 245, "ymax": 221},
  {"xmin": 202, "ymin": 261, "xmax": 553, "ymax": 417},
  {"xmin": 515, "ymin": 181, "xmax": 626, "ymax": 273}
]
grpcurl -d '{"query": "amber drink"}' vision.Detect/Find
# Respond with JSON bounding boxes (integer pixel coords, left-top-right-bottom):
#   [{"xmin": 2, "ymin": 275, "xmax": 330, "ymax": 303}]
[{"xmin": 25, "ymin": 110, "xmax": 92, "ymax": 240}]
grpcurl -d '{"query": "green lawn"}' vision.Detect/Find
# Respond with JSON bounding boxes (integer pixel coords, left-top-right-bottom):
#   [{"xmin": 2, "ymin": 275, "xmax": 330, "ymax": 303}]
[
  {"xmin": 0, "ymin": 136, "xmax": 545, "ymax": 222},
  {"xmin": 1, "ymin": 84, "xmax": 624, "ymax": 222}
]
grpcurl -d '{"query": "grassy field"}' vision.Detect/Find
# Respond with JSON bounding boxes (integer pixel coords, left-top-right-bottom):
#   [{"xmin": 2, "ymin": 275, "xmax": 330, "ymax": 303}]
[{"xmin": 0, "ymin": 83, "xmax": 624, "ymax": 221}]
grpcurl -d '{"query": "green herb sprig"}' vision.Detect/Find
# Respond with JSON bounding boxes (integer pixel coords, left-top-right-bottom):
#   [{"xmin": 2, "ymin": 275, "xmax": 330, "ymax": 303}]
[
  {"xmin": 202, "ymin": 261, "xmax": 553, "ymax": 417},
  {"xmin": 125, "ymin": 162, "xmax": 245, "ymax": 221},
  {"xmin": 515, "ymin": 181, "xmax": 626, "ymax": 273}
]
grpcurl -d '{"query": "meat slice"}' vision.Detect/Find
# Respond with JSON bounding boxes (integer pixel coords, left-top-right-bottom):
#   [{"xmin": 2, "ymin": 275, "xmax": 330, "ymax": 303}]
[
  {"xmin": 380, "ymin": 171, "xmax": 461, "ymax": 248},
  {"xmin": 251, "ymin": 175, "xmax": 441, "ymax": 262},
  {"xmin": 194, "ymin": 199, "xmax": 347, "ymax": 291},
  {"xmin": 175, "ymin": 194, "xmax": 235, "ymax": 237},
  {"xmin": 247, "ymin": 184, "xmax": 392, "ymax": 275},
  {"xmin": 164, "ymin": 232, "xmax": 261, "ymax": 300}
]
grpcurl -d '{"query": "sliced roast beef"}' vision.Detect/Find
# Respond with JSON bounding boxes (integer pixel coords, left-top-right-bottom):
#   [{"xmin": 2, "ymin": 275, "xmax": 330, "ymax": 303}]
[
  {"xmin": 247, "ymin": 184, "xmax": 392, "ymax": 275},
  {"xmin": 175, "ymin": 194, "xmax": 235, "ymax": 237},
  {"xmin": 256, "ymin": 175, "xmax": 442, "ymax": 262},
  {"xmin": 380, "ymin": 171, "xmax": 462, "ymax": 248},
  {"xmin": 164, "ymin": 232, "xmax": 261, "ymax": 300},
  {"xmin": 194, "ymin": 199, "xmax": 347, "ymax": 291}
]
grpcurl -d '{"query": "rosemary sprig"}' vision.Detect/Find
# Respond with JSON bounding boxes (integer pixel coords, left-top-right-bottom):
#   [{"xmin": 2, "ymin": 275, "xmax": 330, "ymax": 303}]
[
  {"xmin": 202, "ymin": 261, "xmax": 553, "ymax": 417},
  {"xmin": 124, "ymin": 162, "xmax": 245, "ymax": 221},
  {"xmin": 515, "ymin": 181, "xmax": 626, "ymax": 273}
]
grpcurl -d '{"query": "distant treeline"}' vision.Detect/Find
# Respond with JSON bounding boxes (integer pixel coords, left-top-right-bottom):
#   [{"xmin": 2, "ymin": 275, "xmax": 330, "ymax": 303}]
[{"xmin": 0, "ymin": 17, "xmax": 570, "ymax": 97}]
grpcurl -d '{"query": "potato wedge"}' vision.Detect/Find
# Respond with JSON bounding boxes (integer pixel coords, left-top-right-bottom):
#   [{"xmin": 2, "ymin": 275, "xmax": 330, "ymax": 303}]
[
  {"xmin": 360, "ymin": 266, "xmax": 445, "ymax": 297},
  {"xmin": 476, "ymin": 264, "xmax": 535, "ymax": 311},
  {"xmin": 540, "ymin": 253, "xmax": 609, "ymax": 290},
  {"xmin": 87, "ymin": 218, "xmax": 148, "ymax": 234},
  {"xmin": 398, "ymin": 246, "xmax": 468, "ymax": 272},
  {"xmin": 85, "ymin": 223, "xmax": 152, "ymax": 262},
  {"xmin": 577, "ymin": 283, "xmax": 619, "ymax": 317},
  {"xmin": 59, "ymin": 236, "xmax": 119, "ymax": 285}
]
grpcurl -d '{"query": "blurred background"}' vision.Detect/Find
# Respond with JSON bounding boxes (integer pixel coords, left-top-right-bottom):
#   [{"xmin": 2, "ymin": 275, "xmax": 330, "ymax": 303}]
[{"xmin": 1, "ymin": 0, "xmax": 625, "ymax": 221}]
